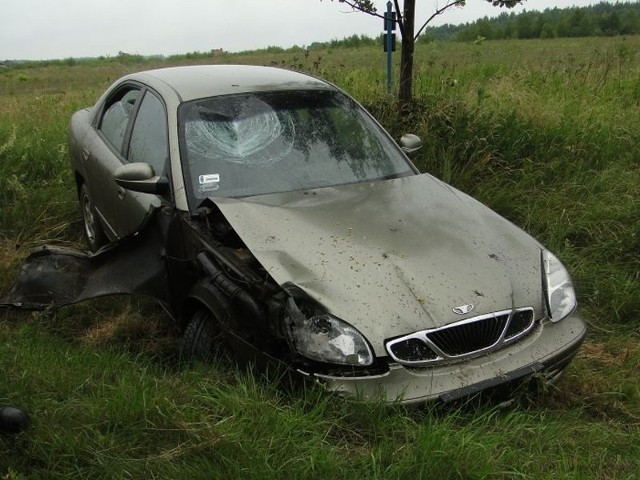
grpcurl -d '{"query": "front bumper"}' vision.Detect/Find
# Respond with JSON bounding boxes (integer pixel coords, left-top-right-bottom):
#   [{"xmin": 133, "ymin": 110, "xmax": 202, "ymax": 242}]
[{"xmin": 307, "ymin": 312, "xmax": 587, "ymax": 404}]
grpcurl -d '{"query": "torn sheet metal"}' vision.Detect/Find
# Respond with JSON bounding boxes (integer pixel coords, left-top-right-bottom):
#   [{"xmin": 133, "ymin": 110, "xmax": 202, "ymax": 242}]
[{"xmin": 1, "ymin": 227, "xmax": 169, "ymax": 311}]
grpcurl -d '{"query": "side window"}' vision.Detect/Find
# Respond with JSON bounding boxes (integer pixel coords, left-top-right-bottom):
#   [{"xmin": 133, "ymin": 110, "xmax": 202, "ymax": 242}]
[
  {"xmin": 99, "ymin": 88, "xmax": 140, "ymax": 154},
  {"xmin": 128, "ymin": 91, "xmax": 169, "ymax": 176}
]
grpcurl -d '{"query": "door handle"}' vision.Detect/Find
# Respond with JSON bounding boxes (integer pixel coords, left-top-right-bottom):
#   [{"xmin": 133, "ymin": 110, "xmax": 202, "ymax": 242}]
[
  {"xmin": 82, "ymin": 148, "xmax": 90, "ymax": 161},
  {"xmin": 117, "ymin": 187, "xmax": 125, "ymax": 200}
]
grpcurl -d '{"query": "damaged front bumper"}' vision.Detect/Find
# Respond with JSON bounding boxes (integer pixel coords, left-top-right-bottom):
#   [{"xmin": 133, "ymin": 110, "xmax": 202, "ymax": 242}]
[{"xmin": 302, "ymin": 312, "xmax": 586, "ymax": 404}]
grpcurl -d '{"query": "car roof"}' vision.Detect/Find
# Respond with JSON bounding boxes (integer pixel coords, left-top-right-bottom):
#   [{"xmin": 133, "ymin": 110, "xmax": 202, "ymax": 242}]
[{"xmin": 128, "ymin": 65, "xmax": 335, "ymax": 102}]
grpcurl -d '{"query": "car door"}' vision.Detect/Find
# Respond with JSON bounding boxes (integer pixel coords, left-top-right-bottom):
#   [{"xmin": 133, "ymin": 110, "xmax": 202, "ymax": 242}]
[
  {"xmin": 84, "ymin": 85, "xmax": 167, "ymax": 240},
  {"xmin": 114, "ymin": 88, "xmax": 169, "ymax": 235}
]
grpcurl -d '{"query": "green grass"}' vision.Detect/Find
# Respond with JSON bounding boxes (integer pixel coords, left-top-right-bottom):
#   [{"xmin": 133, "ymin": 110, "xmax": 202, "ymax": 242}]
[
  {"xmin": 2, "ymin": 314, "xmax": 639, "ymax": 478},
  {"xmin": 1, "ymin": 36, "xmax": 640, "ymax": 478}
]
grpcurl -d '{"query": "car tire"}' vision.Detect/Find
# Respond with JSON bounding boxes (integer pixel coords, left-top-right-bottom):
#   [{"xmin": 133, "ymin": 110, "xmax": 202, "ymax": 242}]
[
  {"xmin": 80, "ymin": 183, "xmax": 106, "ymax": 251},
  {"xmin": 181, "ymin": 308, "xmax": 225, "ymax": 362}
]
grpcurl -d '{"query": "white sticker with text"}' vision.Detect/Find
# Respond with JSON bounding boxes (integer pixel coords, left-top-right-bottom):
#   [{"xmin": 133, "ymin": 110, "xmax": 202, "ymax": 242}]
[{"xmin": 199, "ymin": 174, "xmax": 220, "ymax": 184}]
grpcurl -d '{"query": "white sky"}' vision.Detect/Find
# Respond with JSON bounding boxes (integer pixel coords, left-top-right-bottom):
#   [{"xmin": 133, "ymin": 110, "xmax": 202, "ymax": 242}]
[{"xmin": 0, "ymin": 0, "xmax": 615, "ymax": 61}]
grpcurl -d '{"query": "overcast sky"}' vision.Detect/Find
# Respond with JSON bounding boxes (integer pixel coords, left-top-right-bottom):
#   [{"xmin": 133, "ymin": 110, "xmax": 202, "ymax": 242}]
[{"xmin": 1, "ymin": 0, "xmax": 615, "ymax": 61}]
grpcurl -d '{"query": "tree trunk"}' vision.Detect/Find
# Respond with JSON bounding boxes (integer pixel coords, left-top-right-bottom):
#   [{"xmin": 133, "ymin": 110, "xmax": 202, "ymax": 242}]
[{"xmin": 399, "ymin": 0, "xmax": 415, "ymax": 106}]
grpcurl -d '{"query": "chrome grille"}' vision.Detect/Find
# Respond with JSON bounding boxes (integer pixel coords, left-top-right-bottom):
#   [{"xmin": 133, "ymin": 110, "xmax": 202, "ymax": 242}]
[
  {"xmin": 428, "ymin": 313, "xmax": 509, "ymax": 355},
  {"xmin": 386, "ymin": 308, "xmax": 535, "ymax": 366},
  {"xmin": 388, "ymin": 338, "xmax": 439, "ymax": 362},
  {"xmin": 505, "ymin": 310, "xmax": 534, "ymax": 339}
]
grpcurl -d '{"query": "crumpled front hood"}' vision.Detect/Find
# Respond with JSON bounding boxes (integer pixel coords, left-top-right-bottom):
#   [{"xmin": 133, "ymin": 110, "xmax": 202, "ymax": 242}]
[{"xmin": 213, "ymin": 174, "xmax": 544, "ymax": 356}]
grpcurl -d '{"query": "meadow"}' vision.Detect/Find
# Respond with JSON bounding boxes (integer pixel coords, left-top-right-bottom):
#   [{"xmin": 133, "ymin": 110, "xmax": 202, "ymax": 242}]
[{"xmin": 0, "ymin": 36, "xmax": 639, "ymax": 478}]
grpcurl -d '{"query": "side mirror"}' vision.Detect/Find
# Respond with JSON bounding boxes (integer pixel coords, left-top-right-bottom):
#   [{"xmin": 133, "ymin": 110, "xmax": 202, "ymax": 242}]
[
  {"xmin": 399, "ymin": 134, "xmax": 423, "ymax": 157},
  {"xmin": 114, "ymin": 162, "xmax": 169, "ymax": 195}
]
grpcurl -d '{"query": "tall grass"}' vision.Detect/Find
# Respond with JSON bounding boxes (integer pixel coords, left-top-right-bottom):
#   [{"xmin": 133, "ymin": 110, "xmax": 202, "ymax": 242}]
[
  {"xmin": 2, "ymin": 317, "xmax": 639, "ymax": 478},
  {"xmin": 1, "ymin": 36, "xmax": 640, "ymax": 478}
]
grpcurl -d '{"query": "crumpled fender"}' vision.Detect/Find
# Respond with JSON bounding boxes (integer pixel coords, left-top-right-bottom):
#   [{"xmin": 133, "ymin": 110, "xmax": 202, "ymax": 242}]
[{"xmin": 0, "ymin": 222, "xmax": 170, "ymax": 311}]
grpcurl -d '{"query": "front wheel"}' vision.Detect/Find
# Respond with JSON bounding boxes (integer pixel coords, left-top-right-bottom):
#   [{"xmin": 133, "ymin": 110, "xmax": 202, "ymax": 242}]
[
  {"xmin": 80, "ymin": 183, "xmax": 106, "ymax": 251},
  {"xmin": 181, "ymin": 309, "xmax": 225, "ymax": 362}
]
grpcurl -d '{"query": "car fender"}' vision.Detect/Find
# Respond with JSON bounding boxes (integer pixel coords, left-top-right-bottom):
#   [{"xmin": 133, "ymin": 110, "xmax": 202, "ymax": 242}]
[
  {"xmin": 180, "ymin": 278, "xmax": 232, "ymax": 330},
  {"xmin": 0, "ymin": 214, "xmax": 170, "ymax": 311}
]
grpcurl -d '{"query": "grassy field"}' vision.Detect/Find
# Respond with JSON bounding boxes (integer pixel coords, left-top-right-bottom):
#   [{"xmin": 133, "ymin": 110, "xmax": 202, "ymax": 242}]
[{"xmin": 1, "ymin": 36, "xmax": 639, "ymax": 478}]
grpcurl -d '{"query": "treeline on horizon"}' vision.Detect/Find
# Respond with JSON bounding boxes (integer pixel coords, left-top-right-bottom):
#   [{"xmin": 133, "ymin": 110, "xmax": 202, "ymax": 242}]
[
  {"xmin": 433, "ymin": 0, "xmax": 640, "ymax": 42},
  {"xmin": 304, "ymin": 1, "xmax": 640, "ymax": 50},
  {"xmin": 2, "ymin": 1, "xmax": 638, "ymax": 66}
]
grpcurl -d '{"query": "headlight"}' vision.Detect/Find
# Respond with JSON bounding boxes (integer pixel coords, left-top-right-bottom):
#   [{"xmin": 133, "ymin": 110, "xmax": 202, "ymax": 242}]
[
  {"xmin": 285, "ymin": 297, "xmax": 374, "ymax": 366},
  {"xmin": 542, "ymin": 250, "xmax": 577, "ymax": 322}
]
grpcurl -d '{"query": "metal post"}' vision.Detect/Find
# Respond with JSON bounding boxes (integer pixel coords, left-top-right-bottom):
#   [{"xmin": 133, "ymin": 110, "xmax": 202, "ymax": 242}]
[{"xmin": 385, "ymin": 1, "xmax": 393, "ymax": 94}]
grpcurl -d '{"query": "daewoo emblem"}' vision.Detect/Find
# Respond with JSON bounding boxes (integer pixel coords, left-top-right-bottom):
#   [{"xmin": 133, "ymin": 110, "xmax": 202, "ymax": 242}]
[{"xmin": 453, "ymin": 304, "xmax": 474, "ymax": 315}]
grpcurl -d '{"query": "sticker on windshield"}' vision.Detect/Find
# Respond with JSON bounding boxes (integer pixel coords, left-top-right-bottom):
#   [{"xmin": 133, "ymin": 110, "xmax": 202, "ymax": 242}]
[
  {"xmin": 199, "ymin": 174, "xmax": 220, "ymax": 184},
  {"xmin": 198, "ymin": 173, "xmax": 220, "ymax": 194}
]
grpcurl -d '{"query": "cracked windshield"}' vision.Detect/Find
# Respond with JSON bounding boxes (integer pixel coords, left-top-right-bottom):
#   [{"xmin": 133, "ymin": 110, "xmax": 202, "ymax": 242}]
[{"xmin": 179, "ymin": 90, "xmax": 413, "ymax": 200}]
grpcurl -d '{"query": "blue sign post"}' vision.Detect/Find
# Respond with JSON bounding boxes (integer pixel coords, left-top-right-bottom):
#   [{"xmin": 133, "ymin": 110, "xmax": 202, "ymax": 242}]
[{"xmin": 383, "ymin": 2, "xmax": 396, "ymax": 95}]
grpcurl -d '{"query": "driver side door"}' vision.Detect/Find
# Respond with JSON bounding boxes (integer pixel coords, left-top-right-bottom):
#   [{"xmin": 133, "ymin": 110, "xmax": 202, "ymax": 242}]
[{"xmin": 86, "ymin": 85, "xmax": 169, "ymax": 240}]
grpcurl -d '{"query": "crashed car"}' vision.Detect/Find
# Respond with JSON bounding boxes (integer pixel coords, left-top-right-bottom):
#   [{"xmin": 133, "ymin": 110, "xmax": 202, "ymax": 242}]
[{"xmin": 1, "ymin": 65, "xmax": 586, "ymax": 403}]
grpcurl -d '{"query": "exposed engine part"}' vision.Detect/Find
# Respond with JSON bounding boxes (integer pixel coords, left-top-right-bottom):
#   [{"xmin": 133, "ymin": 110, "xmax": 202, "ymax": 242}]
[{"xmin": 197, "ymin": 251, "xmax": 264, "ymax": 322}]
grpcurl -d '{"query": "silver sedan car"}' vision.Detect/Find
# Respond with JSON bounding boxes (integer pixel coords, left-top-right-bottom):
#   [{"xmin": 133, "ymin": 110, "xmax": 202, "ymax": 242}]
[{"xmin": 3, "ymin": 65, "xmax": 586, "ymax": 403}]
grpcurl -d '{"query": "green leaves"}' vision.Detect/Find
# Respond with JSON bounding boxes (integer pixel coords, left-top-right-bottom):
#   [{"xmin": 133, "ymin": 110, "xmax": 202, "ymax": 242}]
[{"xmin": 487, "ymin": 0, "xmax": 522, "ymax": 7}]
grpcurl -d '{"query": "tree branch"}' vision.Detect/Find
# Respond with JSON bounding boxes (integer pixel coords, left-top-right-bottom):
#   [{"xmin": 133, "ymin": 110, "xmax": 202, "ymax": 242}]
[
  {"xmin": 413, "ymin": 0, "xmax": 467, "ymax": 41},
  {"xmin": 413, "ymin": 0, "xmax": 524, "ymax": 39},
  {"xmin": 333, "ymin": 0, "xmax": 408, "ymax": 36},
  {"xmin": 329, "ymin": 0, "xmax": 524, "ymax": 44},
  {"xmin": 335, "ymin": 0, "xmax": 386, "ymax": 20},
  {"xmin": 394, "ymin": 0, "xmax": 406, "ymax": 37}
]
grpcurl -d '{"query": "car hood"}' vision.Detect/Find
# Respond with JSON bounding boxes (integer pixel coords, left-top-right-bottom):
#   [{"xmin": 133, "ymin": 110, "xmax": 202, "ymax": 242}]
[{"xmin": 213, "ymin": 174, "xmax": 544, "ymax": 356}]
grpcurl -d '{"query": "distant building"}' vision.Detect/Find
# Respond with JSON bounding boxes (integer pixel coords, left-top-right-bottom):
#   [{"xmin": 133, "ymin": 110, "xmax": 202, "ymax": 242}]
[{"xmin": 211, "ymin": 48, "xmax": 225, "ymax": 56}]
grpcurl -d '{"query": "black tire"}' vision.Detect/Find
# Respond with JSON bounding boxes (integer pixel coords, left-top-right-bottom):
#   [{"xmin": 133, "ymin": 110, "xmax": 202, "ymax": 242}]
[
  {"xmin": 79, "ymin": 183, "xmax": 106, "ymax": 251},
  {"xmin": 181, "ymin": 309, "xmax": 224, "ymax": 362}
]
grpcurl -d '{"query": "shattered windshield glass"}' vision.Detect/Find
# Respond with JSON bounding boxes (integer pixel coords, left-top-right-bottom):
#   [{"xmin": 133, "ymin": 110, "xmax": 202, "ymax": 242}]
[{"xmin": 178, "ymin": 90, "xmax": 414, "ymax": 203}]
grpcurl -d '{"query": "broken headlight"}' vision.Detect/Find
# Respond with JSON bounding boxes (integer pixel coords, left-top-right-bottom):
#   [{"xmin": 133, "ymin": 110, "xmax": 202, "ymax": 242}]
[
  {"xmin": 285, "ymin": 297, "xmax": 374, "ymax": 366},
  {"xmin": 542, "ymin": 250, "xmax": 577, "ymax": 322}
]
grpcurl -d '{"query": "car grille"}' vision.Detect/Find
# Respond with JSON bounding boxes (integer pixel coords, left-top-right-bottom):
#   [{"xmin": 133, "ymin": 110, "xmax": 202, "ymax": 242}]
[{"xmin": 386, "ymin": 308, "xmax": 535, "ymax": 366}]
